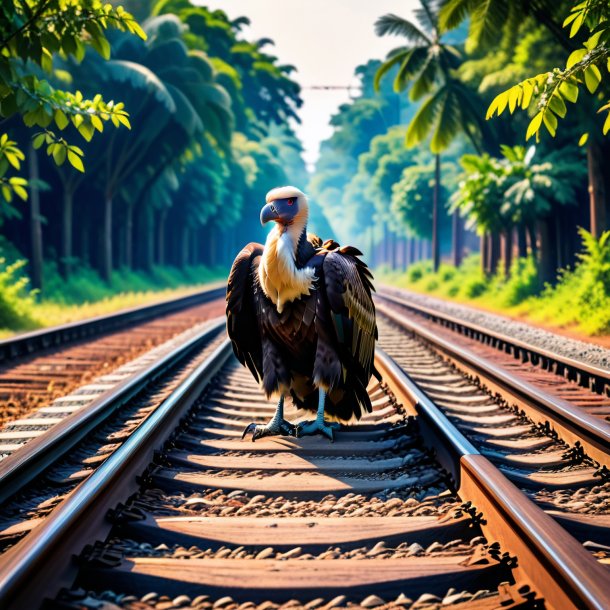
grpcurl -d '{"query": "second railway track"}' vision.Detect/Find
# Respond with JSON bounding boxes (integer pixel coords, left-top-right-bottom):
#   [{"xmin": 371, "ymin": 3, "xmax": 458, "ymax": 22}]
[
  {"xmin": 0, "ymin": 285, "xmax": 225, "ymax": 454},
  {"xmin": 0, "ymin": 319, "xmax": 607, "ymax": 608}
]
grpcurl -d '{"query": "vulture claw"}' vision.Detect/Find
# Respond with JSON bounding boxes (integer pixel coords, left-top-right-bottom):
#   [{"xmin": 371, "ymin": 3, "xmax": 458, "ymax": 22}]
[
  {"xmin": 296, "ymin": 419, "xmax": 340, "ymax": 442},
  {"xmin": 241, "ymin": 419, "xmax": 297, "ymax": 442}
]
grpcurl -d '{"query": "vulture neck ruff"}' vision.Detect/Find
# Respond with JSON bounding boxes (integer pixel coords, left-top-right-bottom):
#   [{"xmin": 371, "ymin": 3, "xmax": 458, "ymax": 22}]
[{"xmin": 258, "ymin": 209, "xmax": 315, "ymax": 314}]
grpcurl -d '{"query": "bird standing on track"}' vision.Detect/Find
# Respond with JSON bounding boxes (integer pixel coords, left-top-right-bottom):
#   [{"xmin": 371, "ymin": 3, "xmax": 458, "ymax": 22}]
[{"xmin": 226, "ymin": 185, "xmax": 378, "ymax": 441}]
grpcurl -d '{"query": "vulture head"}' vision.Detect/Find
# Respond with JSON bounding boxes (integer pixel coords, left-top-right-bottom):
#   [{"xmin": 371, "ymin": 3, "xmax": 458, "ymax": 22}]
[{"xmin": 260, "ymin": 185, "xmax": 308, "ymax": 232}]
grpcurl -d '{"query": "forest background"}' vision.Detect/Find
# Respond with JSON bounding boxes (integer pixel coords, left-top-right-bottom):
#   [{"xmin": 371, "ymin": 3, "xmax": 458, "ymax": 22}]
[{"xmin": 1, "ymin": 0, "xmax": 610, "ymax": 336}]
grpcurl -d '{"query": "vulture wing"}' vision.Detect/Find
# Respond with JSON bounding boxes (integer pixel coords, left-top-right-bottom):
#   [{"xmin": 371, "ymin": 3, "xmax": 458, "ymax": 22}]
[
  {"xmin": 323, "ymin": 246, "xmax": 378, "ymax": 384},
  {"xmin": 226, "ymin": 242, "xmax": 264, "ymax": 381}
]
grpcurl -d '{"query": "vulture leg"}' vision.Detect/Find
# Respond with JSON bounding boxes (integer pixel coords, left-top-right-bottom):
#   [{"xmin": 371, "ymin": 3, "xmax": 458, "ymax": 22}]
[
  {"xmin": 296, "ymin": 389, "xmax": 340, "ymax": 441},
  {"xmin": 241, "ymin": 394, "xmax": 296, "ymax": 441}
]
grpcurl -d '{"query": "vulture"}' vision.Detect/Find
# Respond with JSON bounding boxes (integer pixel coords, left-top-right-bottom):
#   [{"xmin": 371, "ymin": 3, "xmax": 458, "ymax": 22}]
[{"xmin": 226, "ymin": 186, "xmax": 378, "ymax": 441}]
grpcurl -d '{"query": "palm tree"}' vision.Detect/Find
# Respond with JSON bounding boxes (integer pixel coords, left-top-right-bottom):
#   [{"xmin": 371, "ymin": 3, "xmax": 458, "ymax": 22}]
[
  {"xmin": 59, "ymin": 15, "xmax": 233, "ymax": 280},
  {"xmin": 374, "ymin": 1, "xmax": 489, "ymax": 270}
]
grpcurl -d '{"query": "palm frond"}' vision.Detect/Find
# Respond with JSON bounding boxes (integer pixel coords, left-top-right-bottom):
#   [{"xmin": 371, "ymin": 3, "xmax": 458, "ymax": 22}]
[
  {"xmin": 468, "ymin": 0, "xmax": 509, "ymax": 51},
  {"xmin": 409, "ymin": 53, "xmax": 438, "ymax": 100},
  {"xmin": 374, "ymin": 52, "xmax": 407, "ymax": 92},
  {"xmin": 101, "ymin": 60, "xmax": 177, "ymax": 113},
  {"xmin": 438, "ymin": 0, "xmax": 474, "ymax": 32},
  {"xmin": 375, "ymin": 13, "xmax": 431, "ymax": 45},
  {"xmin": 393, "ymin": 46, "xmax": 429, "ymax": 92},
  {"xmin": 406, "ymin": 87, "xmax": 445, "ymax": 148},
  {"xmin": 414, "ymin": 0, "xmax": 439, "ymax": 33},
  {"xmin": 430, "ymin": 86, "xmax": 462, "ymax": 152}
]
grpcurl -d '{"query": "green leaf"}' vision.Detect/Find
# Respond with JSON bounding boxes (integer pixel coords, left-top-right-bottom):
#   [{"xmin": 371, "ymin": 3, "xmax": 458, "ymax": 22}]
[
  {"xmin": 567, "ymin": 48, "xmax": 587, "ymax": 69},
  {"xmin": 584, "ymin": 65, "xmax": 601, "ymax": 94},
  {"xmin": 604, "ymin": 113, "xmax": 610, "ymax": 136},
  {"xmin": 542, "ymin": 110, "xmax": 557, "ymax": 136},
  {"xmin": 12, "ymin": 185, "xmax": 28, "ymax": 201},
  {"xmin": 549, "ymin": 93, "xmax": 567, "ymax": 118},
  {"xmin": 525, "ymin": 112, "xmax": 543, "ymax": 140},
  {"xmin": 54, "ymin": 109, "xmax": 69, "ymax": 130},
  {"xmin": 32, "ymin": 133, "xmax": 45, "ymax": 149},
  {"xmin": 578, "ymin": 132, "xmax": 589, "ymax": 146},
  {"xmin": 52, "ymin": 144, "xmax": 66, "ymax": 166},
  {"xmin": 2, "ymin": 185, "xmax": 12, "ymax": 202},
  {"xmin": 486, "ymin": 90, "xmax": 509, "ymax": 119},
  {"xmin": 91, "ymin": 115, "xmax": 104, "ymax": 132},
  {"xmin": 559, "ymin": 81, "xmax": 579, "ymax": 103},
  {"xmin": 521, "ymin": 81, "xmax": 534, "ymax": 109},
  {"xmin": 77, "ymin": 122, "xmax": 94, "ymax": 142},
  {"xmin": 569, "ymin": 12, "xmax": 584, "ymax": 38},
  {"xmin": 508, "ymin": 86, "xmax": 521, "ymax": 113},
  {"xmin": 5, "ymin": 152, "xmax": 20, "ymax": 170},
  {"xmin": 67, "ymin": 151, "xmax": 85, "ymax": 172},
  {"xmin": 116, "ymin": 114, "xmax": 131, "ymax": 129}
]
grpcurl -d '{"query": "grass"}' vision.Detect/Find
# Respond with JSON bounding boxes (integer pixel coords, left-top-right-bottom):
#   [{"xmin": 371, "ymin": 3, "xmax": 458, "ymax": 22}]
[
  {"xmin": 380, "ymin": 230, "xmax": 610, "ymax": 336},
  {"xmin": 0, "ymin": 253, "xmax": 227, "ymax": 337}
]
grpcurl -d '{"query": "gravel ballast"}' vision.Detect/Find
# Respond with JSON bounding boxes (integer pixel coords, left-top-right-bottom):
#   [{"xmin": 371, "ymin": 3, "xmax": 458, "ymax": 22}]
[{"xmin": 380, "ymin": 286, "xmax": 610, "ymax": 373}]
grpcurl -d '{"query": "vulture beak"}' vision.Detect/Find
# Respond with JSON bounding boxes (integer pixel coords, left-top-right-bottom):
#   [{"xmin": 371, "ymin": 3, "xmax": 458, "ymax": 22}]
[{"xmin": 260, "ymin": 202, "xmax": 280, "ymax": 225}]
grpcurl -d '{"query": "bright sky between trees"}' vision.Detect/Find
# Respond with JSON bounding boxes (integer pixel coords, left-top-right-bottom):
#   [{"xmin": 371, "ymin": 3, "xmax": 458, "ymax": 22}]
[{"xmin": 198, "ymin": 0, "xmax": 416, "ymax": 169}]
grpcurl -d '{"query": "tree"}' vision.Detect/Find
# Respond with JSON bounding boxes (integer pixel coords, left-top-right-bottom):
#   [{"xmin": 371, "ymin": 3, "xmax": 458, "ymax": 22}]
[
  {"xmin": 440, "ymin": 0, "xmax": 610, "ymax": 237},
  {"xmin": 374, "ymin": 1, "xmax": 490, "ymax": 270},
  {"xmin": 0, "ymin": 1, "xmax": 142, "ymax": 287},
  {"xmin": 452, "ymin": 144, "xmax": 586, "ymax": 280}
]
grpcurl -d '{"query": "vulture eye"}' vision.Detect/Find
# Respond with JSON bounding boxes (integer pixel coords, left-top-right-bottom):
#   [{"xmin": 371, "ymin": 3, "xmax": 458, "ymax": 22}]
[{"xmin": 287, "ymin": 198, "xmax": 295, "ymax": 206}]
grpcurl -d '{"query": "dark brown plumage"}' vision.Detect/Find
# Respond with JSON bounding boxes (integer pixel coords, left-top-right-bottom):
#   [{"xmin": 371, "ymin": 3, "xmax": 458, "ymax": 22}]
[{"xmin": 226, "ymin": 234, "xmax": 378, "ymax": 422}]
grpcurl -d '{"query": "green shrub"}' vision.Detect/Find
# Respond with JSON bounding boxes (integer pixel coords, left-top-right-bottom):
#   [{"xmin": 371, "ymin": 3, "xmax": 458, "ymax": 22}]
[{"xmin": 0, "ymin": 257, "xmax": 38, "ymax": 330}]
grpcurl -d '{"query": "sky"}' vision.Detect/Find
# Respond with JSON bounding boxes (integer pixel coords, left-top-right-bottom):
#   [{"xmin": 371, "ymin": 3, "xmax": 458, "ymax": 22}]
[{"xmin": 198, "ymin": 1, "xmax": 417, "ymax": 168}]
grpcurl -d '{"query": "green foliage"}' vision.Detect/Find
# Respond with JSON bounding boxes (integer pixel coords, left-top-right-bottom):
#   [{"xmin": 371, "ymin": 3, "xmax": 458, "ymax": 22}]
[
  {"xmin": 478, "ymin": 1, "xmax": 610, "ymax": 141},
  {"xmin": 375, "ymin": 2, "xmax": 488, "ymax": 154},
  {"xmin": 0, "ymin": 1, "xmax": 142, "ymax": 200},
  {"xmin": 452, "ymin": 145, "xmax": 585, "ymax": 232},
  {"xmin": 0, "ymin": 256, "xmax": 38, "ymax": 330},
  {"xmin": 384, "ymin": 230, "xmax": 610, "ymax": 335}
]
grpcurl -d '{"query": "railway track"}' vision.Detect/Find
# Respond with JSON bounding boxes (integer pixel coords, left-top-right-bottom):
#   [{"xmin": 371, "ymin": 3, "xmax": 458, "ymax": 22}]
[
  {"xmin": 0, "ymin": 285, "xmax": 225, "ymax": 452},
  {"xmin": 377, "ymin": 288, "xmax": 610, "ymax": 409},
  {"xmin": 0, "ymin": 313, "xmax": 607, "ymax": 609}
]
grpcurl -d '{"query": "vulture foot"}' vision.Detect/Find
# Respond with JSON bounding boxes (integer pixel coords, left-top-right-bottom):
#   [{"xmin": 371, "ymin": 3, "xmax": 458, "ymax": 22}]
[
  {"xmin": 242, "ymin": 394, "xmax": 296, "ymax": 441},
  {"xmin": 296, "ymin": 419, "xmax": 340, "ymax": 442},
  {"xmin": 241, "ymin": 418, "xmax": 296, "ymax": 441}
]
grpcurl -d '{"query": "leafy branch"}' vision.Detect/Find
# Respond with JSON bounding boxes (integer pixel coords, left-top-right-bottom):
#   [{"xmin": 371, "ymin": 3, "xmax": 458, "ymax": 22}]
[{"xmin": 485, "ymin": 0, "xmax": 610, "ymax": 142}]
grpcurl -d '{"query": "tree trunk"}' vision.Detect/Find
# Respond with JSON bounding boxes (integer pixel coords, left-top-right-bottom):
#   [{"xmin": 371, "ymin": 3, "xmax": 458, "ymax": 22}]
[
  {"xmin": 383, "ymin": 222, "xmax": 390, "ymax": 266},
  {"xmin": 502, "ymin": 230, "xmax": 513, "ymax": 277},
  {"xmin": 157, "ymin": 210, "xmax": 167, "ymax": 266},
  {"xmin": 180, "ymin": 225, "xmax": 189, "ymax": 268},
  {"xmin": 432, "ymin": 154, "xmax": 441, "ymax": 272},
  {"xmin": 480, "ymin": 234, "xmax": 488, "ymax": 275},
  {"xmin": 538, "ymin": 219, "xmax": 557, "ymax": 285},
  {"xmin": 527, "ymin": 223, "xmax": 538, "ymax": 258},
  {"xmin": 60, "ymin": 187, "xmax": 74, "ymax": 278},
  {"xmin": 143, "ymin": 207, "xmax": 154, "ymax": 272},
  {"xmin": 587, "ymin": 138, "xmax": 608, "ymax": 237},
  {"xmin": 451, "ymin": 210, "xmax": 462, "ymax": 267},
  {"xmin": 102, "ymin": 193, "xmax": 113, "ymax": 282},
  {"xmin": 28, "ymin": 146, "xmax": 43, "ymax": 292},
  {"xmin": 489, "ymin": 232, "xmax": 501, "ymax": 275},
  {"xmin": 409, "ymin": 237, "xmax": 416, "ymax": 265},
  {"xmin": 125, "ymin": 202, "xmax": 134, "ymax": 269},
  {"xmin": 517, "ymin": 223, "xmax": 528, "ymax": 258},
  {"xmin": 391, "ymin": 231, "xmax": 397, "ymax": 270}
]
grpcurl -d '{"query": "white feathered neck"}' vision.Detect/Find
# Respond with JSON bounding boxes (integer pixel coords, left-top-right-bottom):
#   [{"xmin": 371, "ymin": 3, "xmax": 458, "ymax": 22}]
[{"xmin": 258, "ymin": 193, "xmax": 316, "ymax": 314}]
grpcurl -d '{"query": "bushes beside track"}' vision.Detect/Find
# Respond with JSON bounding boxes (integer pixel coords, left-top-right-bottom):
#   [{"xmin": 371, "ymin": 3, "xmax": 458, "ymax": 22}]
[
  {"xmin": 0, "ymin": 246, "xmax": 225, "ymax": 337},
  {"xmin": 382, "ymin": 230, "xmax": 610, "ymax": 336}
]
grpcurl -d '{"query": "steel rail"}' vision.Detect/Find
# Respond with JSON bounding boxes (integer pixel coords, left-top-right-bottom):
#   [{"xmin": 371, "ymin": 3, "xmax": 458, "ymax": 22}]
[
  {"xmin": 0, "ymin": 339, "xmax": 233, "ymax": 610},
  {"xmin": 375, "ymin": 348, "xmax": 610, "ymax": 610},
  {"xmin": 0, "ymin": 317, "xmax": 227, "ymax": 505},
  {"xmin": 0, "ymin": 283, "xmax": 226, "ymax": 364},
  {"xmin": 377, "ymin": 288, "xmax": 610, "ymax": 395},
  {"xmin": 377, "ymin": 301, "xmax": 610, "ymax": 469}
]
